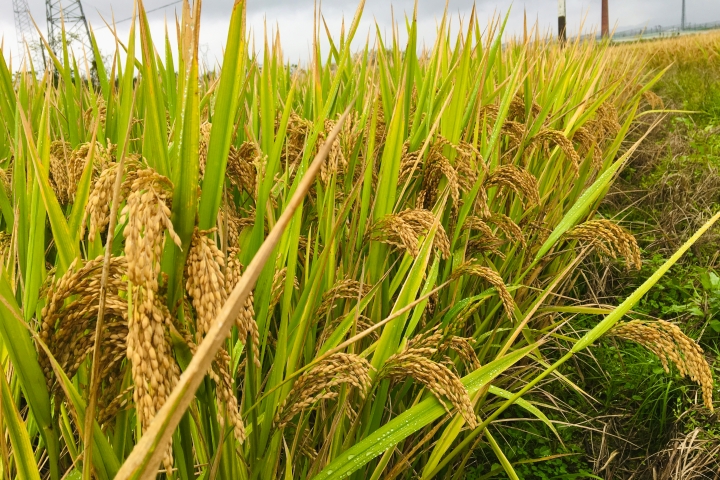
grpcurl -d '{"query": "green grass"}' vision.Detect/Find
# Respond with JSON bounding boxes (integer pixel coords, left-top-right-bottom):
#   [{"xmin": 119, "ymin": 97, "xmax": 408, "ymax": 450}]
[{"xmin": 532, "ymin": 31, "xmax": 720, "ymax": 478}]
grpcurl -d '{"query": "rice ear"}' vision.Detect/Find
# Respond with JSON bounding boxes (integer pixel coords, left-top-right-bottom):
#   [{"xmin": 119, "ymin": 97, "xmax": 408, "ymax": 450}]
[
  {"xmin": 484, "ymin": 165, "xmax": 540, "ymax": 207},
  {"xmin": 379, "ymin": 333, "xmax": 478, "ymax": 429},
  {"xmin": 451, "ymin": 262, "xmax": 514, "ymax": 319},
  {"xmin": 565, "ymin": 219, "xmax": 642, "ymax": 270},
  {"xmin": 530, "ymin": 128, "xmax": 582, "ymax": 177},
  {"xmin": 572, "ymin": 127, "xmax": 603, "ymax": 170},
  {"xmin": 370, "ymin": 209, "xmax": 450, "ymax": 258},
  {"xmin": 610, "ymin": 320, "xmax": 713, "ymax": 411},
  {"xmin": 274, "ymin": 353, "xmax": 373, "ymax": 428},
  {"xmin": 114, "ymin": 103, "xmax": 354, "ymax": 480}
]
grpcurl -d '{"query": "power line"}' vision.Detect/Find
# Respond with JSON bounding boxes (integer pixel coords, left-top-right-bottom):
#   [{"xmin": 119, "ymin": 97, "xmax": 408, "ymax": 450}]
[{"xmin": 95, "ymin": 0, "xmax": 182, "ymax": 30}]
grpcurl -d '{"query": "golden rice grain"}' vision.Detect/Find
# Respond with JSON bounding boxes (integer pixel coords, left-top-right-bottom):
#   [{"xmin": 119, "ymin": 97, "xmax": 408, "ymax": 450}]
[
  {"xmin": 418, "ymin": 138, "xmax": 461, "ymax": 210},
  {"xmin": 186, "ymin": 228, "xmax": 226, "ymax": 343},
  {"xmin": 565, "ymin": 219, "xmax": 642, "ymax": 270},
  {"xmin": 464, "ymin": 215, "xmax": 505, "ymax": 257},
  {"xmin": 642, "ymin": 91, "xmax": 665, "ymax": 110},
  {"xmin": 380, "ymin": 334, "xmax": 478, "ymax": 428},
  {"xmin": 122, "ymin": 167, "xmax": 182, "ymax": 466},
  {"xmin": 454, "ymin": 140, "xmax": 483, "ymax": 191},
  {"xmin": 40, "ymin": 256, "xmax": 129, "ymax": 411},
  {"xmin": 229, "ymin": 141, "xmax": 261, "ymax": 197},
  {"xmin": 451, "ymin": 262, "xmax": 514, "ymax": 319},
  {"xmin": 316, "ymin": 314, "xmax": 377, "ymax": 350},
  {"xmin": 488, "ymin": 212, "xmax": 526, "ymax": 247},
  {"xmin": 283, "ymin": 113, "xmax": 314, "ymax": 167},
  {"xmin": 370, "ymin": 208, "xmax": 450, "ymax": 258},
  {"xmin": 225, "ymin": 247, "xmax": 261, "ymax": 368},
  {"xmin": 441, "ymin": 336, "xmax": 481, "ymax": 371},
  {"xmin": 198, "ymin": 122, "xmax": 213, "ymax": 175},
  {"xmin": 485, "ymin": 165, "xmax": 540, "ymax": 207},
  {"xmin": 316, "ymin": 278, "xmax": 372, "ymax": 318},
  {"xmin": 275, "ymin": 353, "xmax": 373, "ymax": 428},
  {"xmin": 530, "ymin": 128, "xmax": 582, "ymax": 176},
  {"xmin": 319, "ymin": 118, "xmax": 349, "ymax": 184},
  {"xmin": 49, "ymin": 140, "xmax": 72, "ymax": 204},
  {"xmin": 474, "ymin": 186, "xmax": 492, "ymax": 219},
  {"xmin": 596, "ymin": 102, "xmax": 622, "ymax": 137},
  {"xmin": 83, "ymin": 156, "xmax": 142, "ymax": 241},
  {"xmin": 508, "ymin": 94, "xmax": 541, "ymax": 122},
  {"xmin": 571, "ymin": 127, "xmax": 603, "ymax": 170},
  {"xmin": 611, "ymin": 320, "xmax": 713, "ymax": 411},
  {"xmin": 398, "ymin": 142, "xmax": 421, "ymax": 183},
  {"xmin": 0, "ymin": 232, "xmax": 11, "ymax": 263},
  {"xmin": 83, "ymin": 97, "xmax": 107, "ymax": 128}
]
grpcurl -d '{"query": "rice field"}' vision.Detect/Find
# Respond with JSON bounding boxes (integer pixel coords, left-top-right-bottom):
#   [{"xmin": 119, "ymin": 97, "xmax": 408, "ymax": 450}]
[{"xmin": 0, "ymin": 1, "xmax": 718, "ymax": 479}]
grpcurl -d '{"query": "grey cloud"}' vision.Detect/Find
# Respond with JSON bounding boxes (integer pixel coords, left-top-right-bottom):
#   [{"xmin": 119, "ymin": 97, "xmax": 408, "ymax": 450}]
[{"xmin": 2, "ymin": 0, "xmax": 720, "ymax": 65}]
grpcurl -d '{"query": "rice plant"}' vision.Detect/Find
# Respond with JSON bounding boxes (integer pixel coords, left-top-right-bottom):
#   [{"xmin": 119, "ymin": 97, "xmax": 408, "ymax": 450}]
[{"xmin": 0, "ymin": 1, "xmax": 717, "ymax": 479}]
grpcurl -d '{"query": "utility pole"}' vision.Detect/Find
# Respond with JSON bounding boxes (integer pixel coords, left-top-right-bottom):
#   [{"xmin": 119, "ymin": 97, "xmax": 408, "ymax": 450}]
[
  {"xmin": 12, "ymin": 0, "xmax": 47, "ymax": 70},
  {"xmin": 46, "ymin": 0, "xmax": 95, "ymax": 77},
  {"xmin": 558, "ymin": 0, "xmax": 567, "ymax": 44},
  {"xmin": 681, "ymin": 0, "xmax": 686, "ymax": 30},
  {"xmin": 601, "ymin": 0, "xmax": 609, "ymax": 38}
]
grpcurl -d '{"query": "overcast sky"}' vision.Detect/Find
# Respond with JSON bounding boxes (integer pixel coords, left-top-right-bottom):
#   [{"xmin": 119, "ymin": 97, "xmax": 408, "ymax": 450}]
[{"xmin": 2, "ymin": 0, "xmax": 720, "ymax": 68}]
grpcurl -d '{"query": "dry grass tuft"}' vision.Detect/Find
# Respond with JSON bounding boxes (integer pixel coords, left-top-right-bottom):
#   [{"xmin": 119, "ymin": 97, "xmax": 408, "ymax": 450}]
[{"xmin": 610, "ymin": 320, "xmax": 714, "ymax": 411}]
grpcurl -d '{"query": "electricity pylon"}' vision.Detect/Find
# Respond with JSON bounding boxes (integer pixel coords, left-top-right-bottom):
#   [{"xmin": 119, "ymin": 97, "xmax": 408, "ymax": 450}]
[
  {"xmin": 46, "ymin": 0, "xmax": 96, "ymax": 76},
  {"xmin": 12, "ymin": 0, "xmax": 47, "ymax": 70}
]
